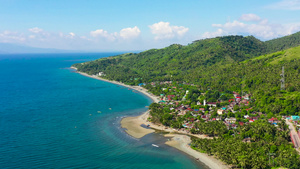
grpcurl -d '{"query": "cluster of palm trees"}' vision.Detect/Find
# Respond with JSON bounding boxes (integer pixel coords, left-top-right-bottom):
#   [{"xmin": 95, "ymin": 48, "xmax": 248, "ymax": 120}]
[
  {"xmin": 191, "ymin": 120, "xmax": 300, "ymax": 169},
  {"xmin": 191, "ymin": 121, "xmax": 228, "ymax": 136}
]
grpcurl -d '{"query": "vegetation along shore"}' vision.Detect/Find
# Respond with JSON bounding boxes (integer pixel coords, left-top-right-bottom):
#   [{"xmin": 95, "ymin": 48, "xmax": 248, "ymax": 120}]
[{"xmin": 72, "ymin": 32, "xmax": 300, "ymax": 168}]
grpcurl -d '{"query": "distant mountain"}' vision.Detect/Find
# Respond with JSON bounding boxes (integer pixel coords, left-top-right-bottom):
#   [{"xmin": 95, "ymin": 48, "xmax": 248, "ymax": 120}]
[{"xmin": 0, "ymin": 43, "xmax": 74, "ymax": 54}]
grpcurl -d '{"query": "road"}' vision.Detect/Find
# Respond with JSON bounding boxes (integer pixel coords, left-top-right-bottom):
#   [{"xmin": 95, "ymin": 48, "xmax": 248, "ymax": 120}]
[{"xmin": 286, "ymin": 119, "xmax": 300, "ymax": 152}]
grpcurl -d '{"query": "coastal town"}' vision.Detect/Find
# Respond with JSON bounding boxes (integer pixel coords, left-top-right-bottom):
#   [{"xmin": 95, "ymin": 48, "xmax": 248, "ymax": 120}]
[
  {"xmin": 140, "ymin": 81, "xmax": 300, "ymax": 151},
  {"xmin": 88, "ymin": 67, "xmax": 300, "ymax": 168}
]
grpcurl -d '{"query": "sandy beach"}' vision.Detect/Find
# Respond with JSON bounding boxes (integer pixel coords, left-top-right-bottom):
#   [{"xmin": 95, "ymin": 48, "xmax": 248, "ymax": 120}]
[
  {"xmin": 165, "ymin": 134, "xmax": 229, "ymax": 169},
  {"xmin": 71, "ymin": 67, "xmax": 229, "ymax": 169},
  {"xmin": 120, "ymin": 111, "xmax": 155, "ymax": 138}
]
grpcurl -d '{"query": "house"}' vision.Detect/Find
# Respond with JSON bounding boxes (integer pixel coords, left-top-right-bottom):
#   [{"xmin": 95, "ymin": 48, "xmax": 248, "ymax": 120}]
[
  {"xmin": 239, "ymin": 122, "xmax": 244, "ymax": 126},
  {"xmin": 217, "ymin": 109, "xmax": 224, "ymax": 115},
  {"xmin": 197, "ymin": 101, "xmax": 202, "ymax": 105},
  {"xmin": 138, "ymin": 83, "xmax": 146, "ymax": 86},
  {"xmin": 231, "ymin": 124, "xmax": 237, "ymax": 129},
  {"xmin": 158, "ymin": 100, "xmax": 166, "ymax": 104},
  {"xmin": 207, "ymin": 102, "xmax": 217, "ymax": 107},
  {"xmin": 201, "ymin": 115, "xmax": 208, "ymax": 120},
  {"xmin": 98, "ymin": 72, "xmax": 105, "ymax": 76},
  {"xmin": 216, "ymin": 117, "xmax": 222, "ymax": 121},
  {"xmin": 199, "ymin": 108, "xmax": 205, "ymax": 112},
  {"xmin": 291, "ymin": 116, "xmax": 300, "ymax": 121},
  {"xmin": 225, "ymin": 117, "xmax": 236, "ymax": 124},
  {"xmin": 187, "ymin": 108, "xmax": 193, "ymax": 111},
  {"xmin": 268, "ymin": 117, "xmax": 278, "ymax": 123}
]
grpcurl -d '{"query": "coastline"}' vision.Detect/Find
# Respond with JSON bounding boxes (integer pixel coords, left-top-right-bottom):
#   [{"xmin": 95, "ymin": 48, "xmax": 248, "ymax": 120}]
[
  {"xmin": 70, "ymin": 67, "xmax": 160, "ymax": 103},
  {"xmin": 71, "ymin": 67, "xmax": 229, "ymax": 169}
]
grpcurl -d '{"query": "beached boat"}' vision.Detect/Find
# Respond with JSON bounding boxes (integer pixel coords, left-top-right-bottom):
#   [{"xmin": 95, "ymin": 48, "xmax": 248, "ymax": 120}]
[{"xmin": 152, "ymin": 144, "xmax": 159, "ymax": 147}]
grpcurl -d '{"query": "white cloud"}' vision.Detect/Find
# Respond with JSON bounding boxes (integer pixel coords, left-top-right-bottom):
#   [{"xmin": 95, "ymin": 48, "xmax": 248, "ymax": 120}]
[
  {"xmin": 28, "ymin": 27, "xmax": 43, "ymax": 33},
  {"xmin": 0, "ymin": 31, "xmax": 26, "ymax": 42},
  {"xmin": 202, "ymin": 14, "xmax": 300, "ymax": 40},
  {"xmin": 202, "ymin": 29, "xmax": 225, "ymax": 39},
  {"xmin": 267, "ymin": 0, "xmax": 300, "ymax": 10},
  {"xmin": 119, "ymin": 26, "xmax": 141, "ymax": 39},
  {"xmin": 90, "ymin": 29, "xmax": 117, "ymax": 41},
  {"xmin": 69, "ymin": 32, "xmax": 75, "ymax": 37},
  {"xmin": 149, "ymin": 21, "xmax": 189, "ymax": 40},
  {"xmin": 90, "ymin": 26, "xmax": 141, "ymax": 41},
  {"xmin": 239, "ymin": 14, "xmax": 261, "ymax": 22}
]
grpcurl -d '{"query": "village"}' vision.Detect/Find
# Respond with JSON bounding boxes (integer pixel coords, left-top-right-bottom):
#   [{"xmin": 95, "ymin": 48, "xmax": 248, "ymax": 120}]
[{"xmin": 142, "ymin": 81, "xmax": 300, "ymax": 148}]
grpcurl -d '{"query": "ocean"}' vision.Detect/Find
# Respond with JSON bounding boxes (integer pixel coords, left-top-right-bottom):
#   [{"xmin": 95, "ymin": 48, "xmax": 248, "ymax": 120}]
[{"xmin": 0, "ymin": 53, "xmax": 207, "ymax": 169}]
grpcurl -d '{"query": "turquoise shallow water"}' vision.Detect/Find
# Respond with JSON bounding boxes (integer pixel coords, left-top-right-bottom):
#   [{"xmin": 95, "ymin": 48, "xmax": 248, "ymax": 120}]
[{"xmin": 0, "ymin": 53, "xmax": 207, "ymax": 169}]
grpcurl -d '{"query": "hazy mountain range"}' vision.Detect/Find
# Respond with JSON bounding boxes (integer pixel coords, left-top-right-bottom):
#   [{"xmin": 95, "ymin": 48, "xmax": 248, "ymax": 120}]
[{"xmin": 0, "ymin": 43, "xmax": 76, "ymax": 54}]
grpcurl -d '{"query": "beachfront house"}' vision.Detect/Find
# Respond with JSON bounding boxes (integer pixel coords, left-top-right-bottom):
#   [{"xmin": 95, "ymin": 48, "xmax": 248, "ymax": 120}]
[{"xmin": 98, "ymin": 72, "xmax": 105, "ymax": 76}]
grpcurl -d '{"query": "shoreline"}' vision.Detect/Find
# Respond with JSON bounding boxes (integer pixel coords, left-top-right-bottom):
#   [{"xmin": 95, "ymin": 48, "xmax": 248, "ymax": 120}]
[
  {"xmin": 71, "ymin": 67, "xmax": 229, "ymax": 169},
  {"xmin": 71, "ymin": 67, "xmax": 160, "ymax": 103}
]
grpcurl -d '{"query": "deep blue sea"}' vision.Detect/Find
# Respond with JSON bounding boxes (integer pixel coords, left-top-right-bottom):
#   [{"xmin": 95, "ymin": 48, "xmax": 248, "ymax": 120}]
[{"xmin": 0, "ymin": 53, "xmax": 207, "ymax": 169}]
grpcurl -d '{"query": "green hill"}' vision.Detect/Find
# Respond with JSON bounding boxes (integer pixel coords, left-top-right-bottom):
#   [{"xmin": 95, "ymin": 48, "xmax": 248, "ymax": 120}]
[
  {"xmin": 73, "ymin": 32, "xmax": 300, "ymax": 115},
  {"xmin": 265, "ymin": 31, "xmax": 300, "ymax": 53},
  {"xmin": 73, "ymin": 35, "xmax": 267, "ymax": 83}
]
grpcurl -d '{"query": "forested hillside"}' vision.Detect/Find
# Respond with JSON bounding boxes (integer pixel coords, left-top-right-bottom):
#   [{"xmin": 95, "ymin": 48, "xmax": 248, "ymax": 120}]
[
  {"xmin": 73, "ymin": 35, "xmax": 267, "ymax": 83},
  {"xmin": 73, "ymin": 32, "xmax": 300, "ymax": 115},
  {"xmin": 265, "ymin": 31, "xmax": 300, "ymax": 53}
]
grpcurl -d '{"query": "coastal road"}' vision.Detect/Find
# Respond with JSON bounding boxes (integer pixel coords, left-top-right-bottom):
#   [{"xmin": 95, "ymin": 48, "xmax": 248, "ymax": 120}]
[{"xmin": 286, "ymin": 119, "xmax": 300, "ymax": 153}]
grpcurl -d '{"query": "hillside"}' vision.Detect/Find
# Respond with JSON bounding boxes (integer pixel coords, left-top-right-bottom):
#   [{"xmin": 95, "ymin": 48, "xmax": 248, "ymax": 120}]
[
  {"xmin": 73, "ymin": 35, "xmax": 267, "ymax": 82},
  {"xmin": 265, "ymin": 31, "xmax": 300, "ymax": 53},
  {"xmin": 73, "ymin": 32, "xmax": 300, "ymax": 115}
]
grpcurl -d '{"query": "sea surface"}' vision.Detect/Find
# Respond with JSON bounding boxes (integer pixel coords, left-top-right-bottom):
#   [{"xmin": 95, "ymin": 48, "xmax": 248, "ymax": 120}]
[{"xmin": 0, "ymin": 53, "xmax": 207, "ymax": 169}]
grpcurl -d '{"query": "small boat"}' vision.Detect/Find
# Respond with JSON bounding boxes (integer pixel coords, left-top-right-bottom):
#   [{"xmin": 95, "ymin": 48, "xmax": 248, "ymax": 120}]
[
  {"xmin": 109, "ymin": 108, "xmax": 112, "ymax": 110},
  {"xmin": 152, "ymin": 144, "xmax": 159, "ymax": 147}
]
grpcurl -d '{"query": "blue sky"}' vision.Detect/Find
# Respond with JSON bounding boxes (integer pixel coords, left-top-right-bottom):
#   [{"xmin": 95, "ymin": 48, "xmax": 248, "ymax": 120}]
[{"xmin": 1, "ymin": 0, "xmax": 300, "ymax": 51}]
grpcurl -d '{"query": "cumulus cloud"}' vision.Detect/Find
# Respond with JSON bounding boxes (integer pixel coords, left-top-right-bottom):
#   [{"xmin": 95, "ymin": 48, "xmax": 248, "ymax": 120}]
[
  {"xmin": 149, "ymin": 22, "xmax": 189, "ymax": 40},
  {"xmin": 202, "ymin": 14, "xmax": 300, "ymax": 40},
  {"xmin": 267, "ymin": 0, "xmax": 300, "ymax": 10},
  {"xmin": 28, "ymin": 27, "xmax": 43, "ymax": 33},
  {"xmin": 119, "ymin": 26, "xmax": 141, "ymax": 39},
  {"xmin": 202, "ymin": 29, "xmax": 225, "ymax": 39},
  {"xmin": 90, "ymin": 26, "xmax": 140, "ymax": 41},
  {"xmin": 239, "ymin": 14, "xmax": 261, "ymax": 22}
]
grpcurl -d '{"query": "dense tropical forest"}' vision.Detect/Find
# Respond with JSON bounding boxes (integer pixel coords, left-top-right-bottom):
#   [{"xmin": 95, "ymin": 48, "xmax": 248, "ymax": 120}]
[{"xmin": 73, "ymin": 32, "xmax": 300, "ymax": 168}]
